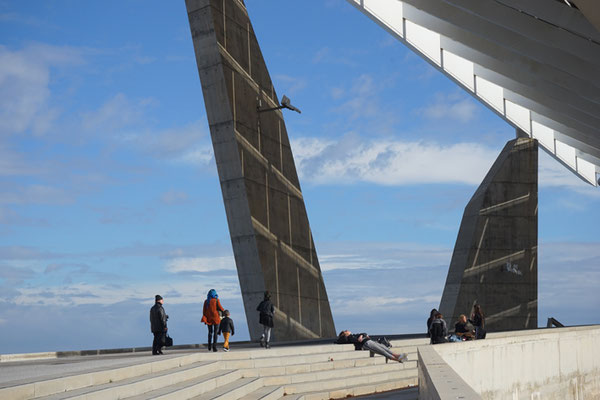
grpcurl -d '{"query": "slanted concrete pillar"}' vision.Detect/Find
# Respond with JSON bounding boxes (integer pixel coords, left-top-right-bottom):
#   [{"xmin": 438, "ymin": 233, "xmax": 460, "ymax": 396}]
[
  {"xmin": 185, "ymin": 0, "xmax": 336, "ymax": 341},
  {"xmin": 439, "ymin": 138, "xmax": 538, "ymax": 332}
]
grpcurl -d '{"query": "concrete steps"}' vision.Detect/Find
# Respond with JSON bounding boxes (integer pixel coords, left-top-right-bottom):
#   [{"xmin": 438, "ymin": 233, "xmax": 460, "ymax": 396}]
[
  {"xmin": 36, "ymin": 361, "xmax": 221, "ymax": 400},
  {"xmin": 2, "ymin": 339, "xmax": 425, "ymax": 400},
  {"xmin": 281, "ymin": 376, "xmax": 418, "ymax": 400},
  {"xmin": 122, "ymin": 369, "xmax": 244, "ymax": 400}
]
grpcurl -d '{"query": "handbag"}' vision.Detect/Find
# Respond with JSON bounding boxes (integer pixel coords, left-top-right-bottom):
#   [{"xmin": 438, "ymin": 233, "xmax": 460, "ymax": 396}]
[{"xmin": 165, "ymin": 334, "xmax": 173, "ymax": 347}]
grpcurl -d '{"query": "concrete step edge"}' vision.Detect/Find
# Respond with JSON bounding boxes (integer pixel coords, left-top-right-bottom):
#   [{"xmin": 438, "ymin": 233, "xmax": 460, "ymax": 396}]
[
  {"xmin": 35, "ymin": 362, "xmax": 222, "ymax": 400},
  {"xmin": 293, "ymin": 375, "xmax": 418, "ymax": 400},
  {"xmin": 189, "ymin": 377, "xmax": 263, "ymax": 400},
  {"xmin": 282, "ymin": 368, "xmax": 417, "ymax": 395},
  {"xmin": 218, "ymin": 349, "xmax": 381, "ymax": 371},
  {"xmin": 238, "ymin": 385, "xmax": 284, "ymax": 400},
  {"xmin": 117, "ymin": 369, "xmax": 241, "ymax": 400},
  {"xmin": 259, "ymin": 361, "xmax": 415, "ymax": 386},
  {"xmin": 238, "ymin": 355, "xmax": 389, "ymax": 377}
]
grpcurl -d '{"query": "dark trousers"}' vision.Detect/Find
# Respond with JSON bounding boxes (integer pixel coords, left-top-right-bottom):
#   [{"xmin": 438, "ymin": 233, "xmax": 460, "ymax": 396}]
[
  {"xmin": 207, "ymin": 324, "xmax": 218, "ymax": 347},
  {"xmin": 153, "ymin": 331, "xmax": 165, "ymax": 354}
]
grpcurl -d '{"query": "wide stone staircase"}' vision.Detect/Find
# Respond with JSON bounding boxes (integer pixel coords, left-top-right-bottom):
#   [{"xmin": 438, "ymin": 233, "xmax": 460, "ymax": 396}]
[{"xmin": 0, "ymin": 338, "xmax": 426, "ymax": 400}]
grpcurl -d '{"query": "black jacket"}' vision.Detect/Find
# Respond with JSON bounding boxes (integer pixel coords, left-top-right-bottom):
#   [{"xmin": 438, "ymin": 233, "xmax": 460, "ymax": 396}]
[
  {"xmin": 336, "ymin": 333, "xmax": 370, "ymax": 350},
  {"xmin": 471, "ymin": 313, "xmax": 484, "ymax": 328},
  {"xmin": 429, "ymin": 318, "xmax": 448, "ymax": 344},
  {"xmin": 257, "ymin": 300, "xmax": 274, "ymax": 328},
  {"xmin": 426, "ymin": 316, "xmax": 434, "ymax": 337},
  {"xmin": 218, "ymin": 317, "xmax": 235, "ymax": 335},
  {"xmin": 150, "ymin": 302, "xmax": 167, "ymax": 333},
  {"xmin": 455, "ymin": 320, "xmax": 475, "ymax": 333}
]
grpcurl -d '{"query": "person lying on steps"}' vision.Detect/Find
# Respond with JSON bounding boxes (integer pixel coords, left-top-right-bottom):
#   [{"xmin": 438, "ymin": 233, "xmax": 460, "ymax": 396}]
[{"xmin": 336, "ymin": 330, "xmax": 408, "ymax": 363}]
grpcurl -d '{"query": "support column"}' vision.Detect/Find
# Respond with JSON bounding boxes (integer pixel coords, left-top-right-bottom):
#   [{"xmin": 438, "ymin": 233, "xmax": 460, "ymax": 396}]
[
  {"xmin": 185, "ymin": 0, "xmax": 336, "ymax": 341},
  {"xmin": 439, "ymin": 137, "xmax": 538, "ymax": 332}
]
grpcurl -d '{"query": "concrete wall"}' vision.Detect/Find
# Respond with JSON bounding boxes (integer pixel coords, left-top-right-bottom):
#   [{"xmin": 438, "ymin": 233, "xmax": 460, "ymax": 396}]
[
  {"xmin": 439, "ymin": 138, "xmax": 538, "ymax": 332},
  {"xmin": 419, "ymin": 326, "xmax": 600, "ymax": 400},
  {"xmin": 185, "ymin": 0, "xmax": 336, "ymax": 341}
]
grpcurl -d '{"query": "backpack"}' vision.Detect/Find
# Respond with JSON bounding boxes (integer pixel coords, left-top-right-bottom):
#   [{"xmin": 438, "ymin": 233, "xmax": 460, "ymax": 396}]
[{"xmin": 377, "ymin": 336, "xmax": 392, "ymax": 348}]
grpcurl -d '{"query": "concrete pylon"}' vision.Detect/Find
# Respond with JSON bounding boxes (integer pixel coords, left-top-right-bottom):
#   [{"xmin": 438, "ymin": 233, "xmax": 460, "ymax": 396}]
[
  {"xmin": 185, "ymin": 0, "xmax": 336, "ymax": 341},
  {"xmin": 439, "ymin": 138, "xmax": 538, "ymax": 332}
]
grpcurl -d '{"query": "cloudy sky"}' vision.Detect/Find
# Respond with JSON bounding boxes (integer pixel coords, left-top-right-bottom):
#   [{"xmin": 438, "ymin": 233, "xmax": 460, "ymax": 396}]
[{"xmin": 1, "ymin": 1, "xmax": 599, "ymax": 354}]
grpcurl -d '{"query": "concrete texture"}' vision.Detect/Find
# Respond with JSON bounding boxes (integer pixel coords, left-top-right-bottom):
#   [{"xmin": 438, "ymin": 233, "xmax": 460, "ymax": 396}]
[
  {"xmin": 417, "ymin": 345, "xmax": 480, "ymax": 400},
  {"xmin": 0, "ymin": 338, "xmax": 422, "ymax": 400},
  {"xmin": 185, "ymin": 0, "xmax": 336, "ymax": 341},
  {"xmin": 429, "ymin": 325, "xmax": 600, "ymax": 400},
  {"xmin": 439, "ymin": 138, "xmax": 538, "ymax": 332}
]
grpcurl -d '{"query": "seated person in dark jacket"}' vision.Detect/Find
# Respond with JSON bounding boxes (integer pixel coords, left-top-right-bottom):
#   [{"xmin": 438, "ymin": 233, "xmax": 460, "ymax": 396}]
[
  {"xmin": 336, "ymin": 330, "xmax": 408, "ymax": 362},
  {"xmin": 429, "ymin": 312, "xmax": 448, "ymax": 344},
  {"xmin": 454, "ymin": 314, "xmax": 475, "ymax": 340}
]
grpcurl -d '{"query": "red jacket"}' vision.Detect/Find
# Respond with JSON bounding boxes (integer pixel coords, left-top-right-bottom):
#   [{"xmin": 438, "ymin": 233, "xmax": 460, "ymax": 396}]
[{"xmin": 201, "ymin": 298, "xmax": 224, "ymax": 325}]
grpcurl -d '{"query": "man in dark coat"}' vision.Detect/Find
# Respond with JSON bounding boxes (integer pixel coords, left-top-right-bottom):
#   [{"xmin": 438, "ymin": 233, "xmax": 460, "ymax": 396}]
[{"xmin": 150, "ymin": 295, "xmax": 168, "ymax": 355}]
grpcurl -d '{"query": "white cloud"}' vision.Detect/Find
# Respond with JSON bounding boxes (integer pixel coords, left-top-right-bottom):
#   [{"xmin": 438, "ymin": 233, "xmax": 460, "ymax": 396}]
[
  {"xmin": 0, "ymin": 143, "xmax": 41, "ymax": 176},
  {"xmin": 273, "ymin": 74, "xmax": 307, "ymax": 95},
  {"xmin": 13, "ymin": 278, "xmax": 241, "ymax": 307},
  {"xmin": 116, "ymin": 120, "xmax": 213, "ymax": 166},
  {"xmin": 165, "ymin": 256, "xmax": 236, "ymax": 274},
  {"xmin": 418, "ymin": 92, "xmax": 478, "ymax": 123},
  {"xmin": 81, "ymin": 93, "xmax": 154, "ymax": 135},
  {"xmin": 291, "ymin": 135, "xmax": 497, "ymax": 185},
  {"xmin": 319, "ymin": 242, "xmax": 451, "ymax": 272},
  {"xmin": 0, "ymin": 184, "xmax": 72, "ymax": 205},
  {"xmin": 333, "ymin": 74, "xmax": 383, "ymax": 119},
  {"xmin": 291, "ymin": 134, "xmax": 600, "ymax": 191},
  {"xmin": 160, "ymin": 190, "xmax": 189, "ymax": 205},
  {"xmin": 0, "ymin": 43, "xmax": 83, "ymax": 136},
  {"xmin": 538, "ymin": 151, "xmax": 600, "ymax": 195}
]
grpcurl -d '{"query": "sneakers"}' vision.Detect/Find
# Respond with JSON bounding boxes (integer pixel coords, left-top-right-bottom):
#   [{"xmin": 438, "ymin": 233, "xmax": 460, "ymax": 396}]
[
  {"xmin": 397, "ymin": 353, "xmax": 408, "ymax": 363},
  {"xmin": 265, "ymin": 343, "xmax": 270, "ymax": 349},
  {"xmin": 223, "ymin": 348, "xmax": 229, "ymax": 352},
  {"xmin": 259, "ymin": 336, "xmax": 265, "ymax": 348}
]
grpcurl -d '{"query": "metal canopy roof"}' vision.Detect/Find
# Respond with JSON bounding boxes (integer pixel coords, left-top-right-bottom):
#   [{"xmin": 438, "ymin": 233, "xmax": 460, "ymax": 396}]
[{"xmin": 348, "ymin": 0, "xmax": 600, "ymax": 186}]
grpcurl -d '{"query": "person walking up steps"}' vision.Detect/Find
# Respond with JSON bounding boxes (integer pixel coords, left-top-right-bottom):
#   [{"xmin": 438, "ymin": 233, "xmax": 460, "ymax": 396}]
[
  {"xmin": 256, "ymin": 291, "xmax": 274, "ymax": 349},
  {"xmin": 218, "ymin": 310, "xmax": 234, "ymax": 352},
  {"xmin": 201, "ymin": 289, "xmax": 224, "ymax": 352}
]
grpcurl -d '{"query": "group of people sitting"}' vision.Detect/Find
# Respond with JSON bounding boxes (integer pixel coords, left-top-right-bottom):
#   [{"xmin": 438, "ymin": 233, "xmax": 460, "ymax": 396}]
[{"xmin": 427, "ymin": 305, "xmax": 486, "ymax": 344}]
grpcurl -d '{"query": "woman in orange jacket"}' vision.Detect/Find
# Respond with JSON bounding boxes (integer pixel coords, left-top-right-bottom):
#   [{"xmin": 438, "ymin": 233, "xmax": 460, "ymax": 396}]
[{"xmin": 201, "ymin": 289, "xmax": 224, "ymax": 352}]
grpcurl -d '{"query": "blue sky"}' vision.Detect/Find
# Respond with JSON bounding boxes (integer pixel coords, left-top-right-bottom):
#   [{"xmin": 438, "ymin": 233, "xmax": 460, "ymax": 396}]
[{"xmin": 0, "ymin": 1, "xmax": 598, "ymax": 354}]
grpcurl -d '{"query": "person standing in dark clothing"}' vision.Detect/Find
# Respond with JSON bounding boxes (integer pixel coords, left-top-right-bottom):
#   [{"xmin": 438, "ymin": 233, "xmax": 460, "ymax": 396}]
[
  {"xmin": 256, "ymin": 291, "xmax": 274, "ymax": 348},
  {"xmin": 470, "ymin": 304, "xmax": 486, "ymax": 339},
  {"xmin": 426, "ymin": 308, "xmax": 437, "ymax": 338},
  {"xmin": 150, "ymin": 295, "xmax": 168, "ymax": 355},
  {"xmin": 429, "ymin": 312, "xmax": 448, "ymax": 344}
]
